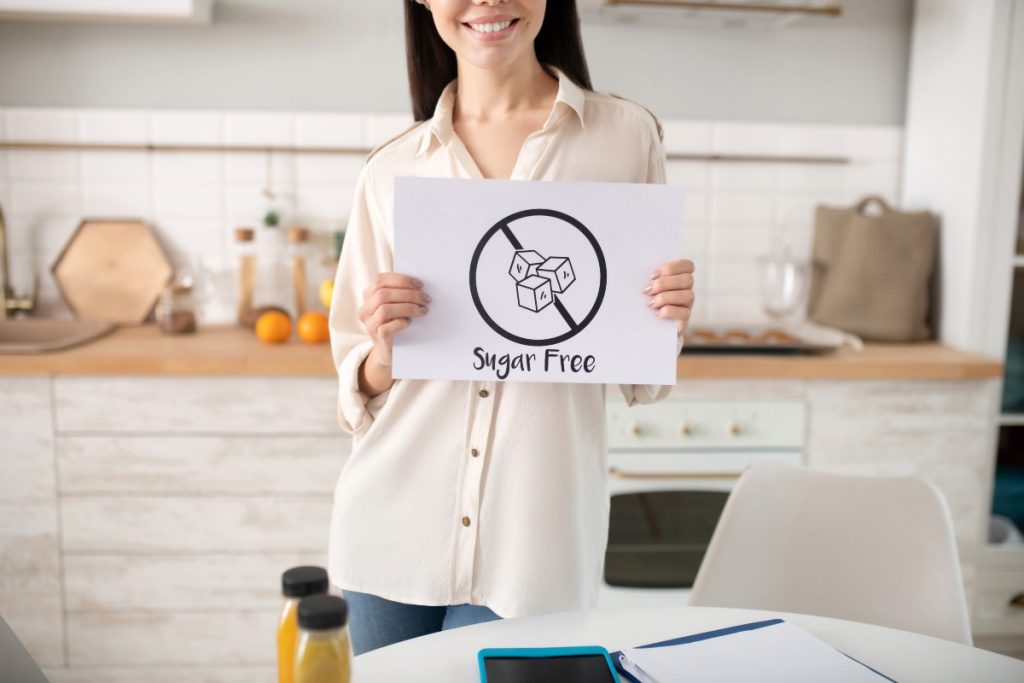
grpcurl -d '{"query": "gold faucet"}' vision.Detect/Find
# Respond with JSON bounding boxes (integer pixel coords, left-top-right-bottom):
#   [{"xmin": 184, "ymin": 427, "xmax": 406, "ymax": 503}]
[{"xmin": 0, "ymin": 202, "xmax": 38, "ymax": 319}]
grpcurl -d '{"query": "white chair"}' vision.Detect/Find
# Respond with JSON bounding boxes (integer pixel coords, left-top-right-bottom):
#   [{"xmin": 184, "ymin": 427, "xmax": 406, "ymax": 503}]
[{"xmin": 689, "ymin": 462, "xmax": 972, "ymax": 644}]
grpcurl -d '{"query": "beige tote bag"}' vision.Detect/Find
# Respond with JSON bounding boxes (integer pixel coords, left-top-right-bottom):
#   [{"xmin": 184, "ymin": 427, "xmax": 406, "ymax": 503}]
[{"xmin": 808, "ymin": 195, "xmax": 937, "ymax": 342}]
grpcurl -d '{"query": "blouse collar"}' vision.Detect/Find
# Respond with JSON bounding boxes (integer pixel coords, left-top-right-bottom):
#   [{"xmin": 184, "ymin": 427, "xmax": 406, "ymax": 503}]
[{"xmin": 414, "ymin": 65, "xmax": 586, "ymax": 158}]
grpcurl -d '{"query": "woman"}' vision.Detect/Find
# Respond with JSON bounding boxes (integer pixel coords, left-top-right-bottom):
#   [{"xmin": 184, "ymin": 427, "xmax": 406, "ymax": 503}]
[{"xmin": 328, "ymin": 0, "xmax": 695, "ymax": 655}]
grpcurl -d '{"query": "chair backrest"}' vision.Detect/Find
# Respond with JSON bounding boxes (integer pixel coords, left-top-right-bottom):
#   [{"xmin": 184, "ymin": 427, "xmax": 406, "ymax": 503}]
[{"xmin": 689, "ymin": 462, "xmax": 972, "ymax": 644}]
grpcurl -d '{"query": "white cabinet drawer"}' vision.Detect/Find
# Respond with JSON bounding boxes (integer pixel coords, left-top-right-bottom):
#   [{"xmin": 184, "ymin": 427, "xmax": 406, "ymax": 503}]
[
  {"xmin": 608, "ymin": 400, "xmax": 806, "ymax": 451},
  {"xmin": 973, "ymin": 547, "xmax": 1024, "ymax": 637},
  {"xmin": 54, "ymin": 376, "xmax": 339, "ymax": 434}
]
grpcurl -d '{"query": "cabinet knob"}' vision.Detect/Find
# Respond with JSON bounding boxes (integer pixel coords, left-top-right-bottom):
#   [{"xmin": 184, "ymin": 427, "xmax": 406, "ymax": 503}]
[
  {"xmin": 678, "ymin": 422, "xmax": 692, "ymax": 437},
  {"xmin": 1010, "ymin": 592, "xmax": 1024, "ymax": 608},
  {"xmin": 628, "ymin": 422, "xmax": 643, "ymax": 437},
  {"xmin": 725, "ymin": 421, "xmax": 741, "ymax": 437}
]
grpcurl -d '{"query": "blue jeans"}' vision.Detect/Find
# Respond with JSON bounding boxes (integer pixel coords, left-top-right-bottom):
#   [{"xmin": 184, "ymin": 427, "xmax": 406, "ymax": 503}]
[{"xmin": 342, "ymin": 589, "xmax": 503, "ymax": 655}]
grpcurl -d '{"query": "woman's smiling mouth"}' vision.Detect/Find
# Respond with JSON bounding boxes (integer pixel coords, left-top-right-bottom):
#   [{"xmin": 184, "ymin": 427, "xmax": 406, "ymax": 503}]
[{"xmin": 462, "ymin": 17, "xmax": 520, "ymax": 40}]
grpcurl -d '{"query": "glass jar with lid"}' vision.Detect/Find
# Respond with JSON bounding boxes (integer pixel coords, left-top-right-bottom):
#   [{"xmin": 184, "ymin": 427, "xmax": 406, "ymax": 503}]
[{"xmin": 156, "ymin": 274, "xmax": 197, "ymax": 334}]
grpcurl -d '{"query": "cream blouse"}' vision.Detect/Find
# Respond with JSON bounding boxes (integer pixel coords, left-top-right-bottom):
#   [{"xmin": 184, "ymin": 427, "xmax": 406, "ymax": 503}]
[{"xmin": 327, "ymin": 66, "xmax": 677, "ymax": 618}]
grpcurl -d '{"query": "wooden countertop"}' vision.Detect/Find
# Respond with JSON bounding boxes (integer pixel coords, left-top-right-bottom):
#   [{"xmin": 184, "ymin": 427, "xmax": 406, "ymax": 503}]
[{"xmin": 0, "ymin": 324, "xmax": 1003, "ymax": 380}]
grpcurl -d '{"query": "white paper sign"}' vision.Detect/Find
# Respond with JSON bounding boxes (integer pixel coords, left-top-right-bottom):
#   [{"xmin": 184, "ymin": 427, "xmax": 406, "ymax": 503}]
[{"xmin": 392, "ymin": 177, "xmax": 683, "ymax": 385}]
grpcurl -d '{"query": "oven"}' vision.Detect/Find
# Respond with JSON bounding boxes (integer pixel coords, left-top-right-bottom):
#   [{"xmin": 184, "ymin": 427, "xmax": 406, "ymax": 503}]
[{"xmin": 599, "ymin": 399, "xmax": 806, "ymax": 608}]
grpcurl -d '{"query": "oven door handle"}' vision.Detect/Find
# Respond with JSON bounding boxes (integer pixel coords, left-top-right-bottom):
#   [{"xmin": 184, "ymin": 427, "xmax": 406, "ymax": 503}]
[{"xmin": 608, "ymin": 466, "xmax": 741, "ymax": 480}]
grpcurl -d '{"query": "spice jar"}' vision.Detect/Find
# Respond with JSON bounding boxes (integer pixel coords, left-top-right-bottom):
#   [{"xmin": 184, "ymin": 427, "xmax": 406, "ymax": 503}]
[
  {"xmin": 286, "ymin": 226, "xmax": 311, "ymax": 317},
  {"xmin": 234, "ymin": 227, "xmax": 257, "ymax": 326},
  {"xmin": 156, "ymin": 276, "xmax": 197, "ymax": 334}
]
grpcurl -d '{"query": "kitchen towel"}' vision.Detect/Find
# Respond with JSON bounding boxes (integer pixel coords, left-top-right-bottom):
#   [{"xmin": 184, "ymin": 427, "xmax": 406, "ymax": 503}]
[{"xmin": 808, "ymin": 196, "xmax": 937, "ymax": 342}]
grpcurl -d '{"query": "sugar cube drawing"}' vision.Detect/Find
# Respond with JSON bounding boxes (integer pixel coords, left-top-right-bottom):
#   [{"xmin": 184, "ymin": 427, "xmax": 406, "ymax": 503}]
[
  {"xmin": 517, "ymin": 275, "xmax": 554, "ymax": 312},
  {"xmin": 538, "ymin": 256, "xmax": 575, "ymax": 293},
  {"xmin": 509, "ymin": 250, "xmax": 545, "ymax": 282}
]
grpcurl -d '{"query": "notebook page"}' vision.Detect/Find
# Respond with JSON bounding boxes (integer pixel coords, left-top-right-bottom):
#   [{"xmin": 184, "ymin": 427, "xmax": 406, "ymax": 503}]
[{"xmin": 620, "ymin": 620, "xmax": 887, "ymax": 683}]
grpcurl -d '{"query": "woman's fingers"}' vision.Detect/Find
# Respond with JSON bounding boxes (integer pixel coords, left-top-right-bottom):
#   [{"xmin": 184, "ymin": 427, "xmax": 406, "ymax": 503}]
[
  {"xmin": 359, "ymin": 272, "xmax": 429, "ymax": 339},
  {"xmin": 369, "ymin": 303, "xmax": 428, "ymax": 336},
  {"xmin": 652, "ymin": 259, "xmax": 695, "ymax": 278},
  {"xmin": 648, "ymin": 289, "xmax": 696, "ymax": 309},
  {"xmin": 377, "ymin": 317, "xmax": 410, "ymax": 340},
  {"xmin": 367, "ymin": 286, "xmax": 431, "ymax": 311},
  {"xmin": 657, "ymin": 304, "xmax": 692, "ymax": 320},
  {"xmin": 372, "ymin": 272, "xmax": 423, "ymax": 292},
  {"xmin": 645, "ymin": 273, "xmax": 694, "ymax": 296}
]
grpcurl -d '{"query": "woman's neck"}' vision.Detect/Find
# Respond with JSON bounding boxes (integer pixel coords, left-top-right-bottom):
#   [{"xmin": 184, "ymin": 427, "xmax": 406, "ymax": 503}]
[{"xmin": 453, "ymin": 56, "xmax": 557, "ymax": 123}]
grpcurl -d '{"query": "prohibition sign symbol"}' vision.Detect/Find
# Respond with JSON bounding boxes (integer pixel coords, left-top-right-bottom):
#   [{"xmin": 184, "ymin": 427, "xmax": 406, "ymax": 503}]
[{"xmin": 469, "ymin": 208, "xmax": 607, "ymax": 346}]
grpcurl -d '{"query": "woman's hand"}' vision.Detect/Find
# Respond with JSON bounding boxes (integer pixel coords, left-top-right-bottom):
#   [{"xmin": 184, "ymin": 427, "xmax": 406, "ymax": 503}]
[
  {"xmin": 357, "ymin": 272, "xmax": 430, "ymax": 396},
  {"xmin": 645, "ymin": 260, "xmax": 695, "ymax": 337}
]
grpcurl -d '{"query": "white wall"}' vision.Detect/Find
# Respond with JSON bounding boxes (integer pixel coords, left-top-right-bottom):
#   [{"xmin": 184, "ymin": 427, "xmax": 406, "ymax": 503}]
[
  {"xmin": 0, "ymin": 0, "xmax": 912, "ymax": 124},
  {"xmin": 901, "ymin": 0, "xmax": 1024, "ymax": 354}
]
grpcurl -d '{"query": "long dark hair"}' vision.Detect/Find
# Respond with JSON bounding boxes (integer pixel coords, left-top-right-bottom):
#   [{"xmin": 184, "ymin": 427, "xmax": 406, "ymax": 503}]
[{"xmin": 404, "ymin": 0, "xmax": 593, "ymax": 121}]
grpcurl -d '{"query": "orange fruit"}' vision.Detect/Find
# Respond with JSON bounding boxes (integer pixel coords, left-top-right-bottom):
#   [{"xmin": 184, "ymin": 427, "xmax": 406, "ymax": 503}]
[
  {"xmin": 297, "ymin": 311, "xmax": 330, "ymax": 344},
  {"xmin": 255, "ymin": 310, "xmax": 292, "ymax": 344}
]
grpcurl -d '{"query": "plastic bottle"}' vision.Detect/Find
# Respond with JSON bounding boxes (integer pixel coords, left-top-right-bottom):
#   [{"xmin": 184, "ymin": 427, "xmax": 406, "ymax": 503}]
[
  {"xmin": 278, "ymin": 566, "xmax": 330, "ymax": 683},
  {"xmin": 294, "ymin": 594, "xmax": 352, "ymax": 683}
]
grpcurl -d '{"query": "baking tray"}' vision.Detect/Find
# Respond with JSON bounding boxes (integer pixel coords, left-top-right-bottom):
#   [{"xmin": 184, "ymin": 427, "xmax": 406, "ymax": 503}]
[{"xmin": 681, "ymin": 326, "xmax": 840, "ymax": 355}]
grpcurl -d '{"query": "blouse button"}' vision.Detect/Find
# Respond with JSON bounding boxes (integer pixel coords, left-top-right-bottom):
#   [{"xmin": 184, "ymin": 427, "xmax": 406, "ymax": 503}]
[
  {"xmin": 471, "ymin": 448, "xmax": 479, "ymax": 458},
  {"xmin": 462, "ymin": 516, "xmax": 472, "ymax": 527},
  {"xmin": 479, "ymin": 389, "xmax": 489, "ymax": 398}
]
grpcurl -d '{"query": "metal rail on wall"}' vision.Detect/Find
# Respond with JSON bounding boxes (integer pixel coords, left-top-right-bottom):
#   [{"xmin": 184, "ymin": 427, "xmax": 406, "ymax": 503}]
[{"xmin": 0, "ymin": 141, "xmax": 849, "ymax": 165}]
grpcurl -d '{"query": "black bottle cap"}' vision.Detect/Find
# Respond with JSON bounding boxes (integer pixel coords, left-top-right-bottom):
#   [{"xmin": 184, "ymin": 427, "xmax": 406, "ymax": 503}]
[
  {"xmin": 298, "ymin": 594, "xmax": 349, "ymax": 630},
  {"xmin": 281, "ymin": 566, "xmax": 329, "ymax": 598}
]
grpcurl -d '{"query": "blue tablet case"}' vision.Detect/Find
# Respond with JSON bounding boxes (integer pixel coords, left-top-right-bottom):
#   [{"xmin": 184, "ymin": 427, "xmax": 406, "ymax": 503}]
[{"xmin": 478, "ymin": 645, "xmax": 621, "ymax": 682}]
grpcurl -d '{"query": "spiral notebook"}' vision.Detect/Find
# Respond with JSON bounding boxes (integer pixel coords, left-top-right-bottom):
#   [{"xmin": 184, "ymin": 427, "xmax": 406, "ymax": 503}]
[{"xmin": 611, "ymin": 619, "xmax": 897, "ymax": 683}]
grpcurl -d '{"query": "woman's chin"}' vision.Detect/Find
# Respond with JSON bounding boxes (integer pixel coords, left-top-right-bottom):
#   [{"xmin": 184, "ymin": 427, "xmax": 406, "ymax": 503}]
[{"xmin": 458, "ymin": 46, "xmax": 531, "ymax": 73}]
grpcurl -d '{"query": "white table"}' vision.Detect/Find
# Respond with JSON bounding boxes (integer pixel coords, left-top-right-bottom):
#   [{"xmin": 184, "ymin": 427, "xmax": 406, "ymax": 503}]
[{"xmin": 353, "ymin": 606, "xmax": 1024, "ymax": 682}]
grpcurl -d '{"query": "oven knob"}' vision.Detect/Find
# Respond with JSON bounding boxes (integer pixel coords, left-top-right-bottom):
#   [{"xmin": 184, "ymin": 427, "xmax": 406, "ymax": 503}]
[
  {"xmin": 678, "ymin": 422, "xmax": 692, "ymax": 437},
  {"xmin": 628, "ymin": 422, "xmax": 643, "ymax": 437},
  {"xmin": 725, "ymin": 421, "xmax": 741, "ymax": 437}
]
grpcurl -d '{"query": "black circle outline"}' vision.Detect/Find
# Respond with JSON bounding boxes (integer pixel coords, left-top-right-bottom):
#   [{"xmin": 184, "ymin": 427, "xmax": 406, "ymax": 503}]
[{"xmin": 469, "ymin": 208, "xmax": 607, "ymax": 346}]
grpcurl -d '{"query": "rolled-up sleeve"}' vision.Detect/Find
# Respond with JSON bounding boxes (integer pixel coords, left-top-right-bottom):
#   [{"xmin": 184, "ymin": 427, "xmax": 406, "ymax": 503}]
[
  {"xmin": 329, "ymin": 161, "xmax": 394, "ymax": 434},
  {"xmin": 619, "ymin": 125, "xmax": 683, "ymax": 406}
]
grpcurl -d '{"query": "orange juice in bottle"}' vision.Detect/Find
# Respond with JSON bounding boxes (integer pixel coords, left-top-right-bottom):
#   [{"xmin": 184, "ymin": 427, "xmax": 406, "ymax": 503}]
[
  {"xmin": 278, "ymin": 566, "xmax": 330, "ymax": 683},
  {"xmin": 294, "ymin": 594, "xmax": 352, "ymax": 683}
]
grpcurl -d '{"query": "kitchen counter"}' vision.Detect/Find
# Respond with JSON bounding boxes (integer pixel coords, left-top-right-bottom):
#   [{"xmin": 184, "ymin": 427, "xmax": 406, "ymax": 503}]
[{"xmin": 0, "ymin": 323, "xmax": 1003, "ymax": 379}]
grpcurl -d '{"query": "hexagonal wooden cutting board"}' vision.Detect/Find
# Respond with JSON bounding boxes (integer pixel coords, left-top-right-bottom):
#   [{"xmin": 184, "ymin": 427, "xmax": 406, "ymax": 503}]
[{"xmin": 51, "ymin": 220, "xmax": 174, "ymax": 324}]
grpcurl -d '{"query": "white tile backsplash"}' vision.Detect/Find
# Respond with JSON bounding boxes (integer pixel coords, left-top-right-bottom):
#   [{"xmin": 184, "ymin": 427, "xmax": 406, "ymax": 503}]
[
  {"xmin": 0, "ymin": 107, "xmax": 904, "ymax": 326},
  {"xmin": 154, "ymin": 152, "xmax": 223, "ymax": 185},
  {"xmin": 662, "ymin": 121, "xmax": 712, "ymax": 155},
  {"xmin": 152, "ymin": 112, "xmax": 222, "ymax": 145},
  {"xmin": 777, "ymin": 163, "xmax": 846, "ymax": 192},
  {"xmin": 711, "ymin": 192, "xmax": 775, "ymax": 225},
  {"xmin": 365, "ymin": 113, "xmax": 415, "ymax": 147},
  {"xmin": 295, "ymin": 154, "xmax": 364, "ymax": 185},
  {"xmin": 845, "ymin": 126, "xmax": 903, "ymax": 162},
  {"xmin": 5, "ymin": 109, "xmax": 79, "ymax": 143},
  {"xmin": 223, "ymin": 113, "xmax": 293, "ymax": 147},
  {"xmin": 8, "ymin": 150, "xmax": 79, "ymax": 181},
  {"xmin": 294, "ymin": 113, "xmax": 366, "ymax": 148},
  {"xmin": 711, "ymin": 163, "xmax": 777, "ymax": 191},
  {"xmin": 80, "ymin": 150, "xmax": 152, "ymax": 183},
  {"xmin": 709, "ymin": 226, "xmax": 775, "ymax": 263},
  {"xmin": 154, "ymin": 186, "xmax": 222, "ymax": 221},
  {"xmin": 665, "ymin": 160, "xmax": 710, "ymax": 188},
  {"xmin": 81, "ymin": 185, "xmax": 152, "ymax": 217},
  {"xmin": 79, "ymin": 111, "xmax": 150, "ymax": 144},
  {"xmin": 9, "ymin": 184, "xmax": 80, "ymax": 219}
]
